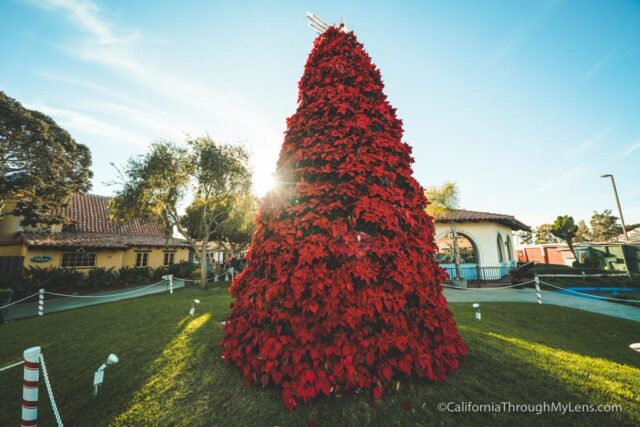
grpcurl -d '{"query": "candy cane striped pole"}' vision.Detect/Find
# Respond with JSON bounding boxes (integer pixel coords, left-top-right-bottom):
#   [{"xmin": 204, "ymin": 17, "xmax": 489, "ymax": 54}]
[
  {"xmin": 38, "ymin": 289, "xmax": 44, "ymax": 317},
  {"xmin": 21, "ymin": 346, "xmax": 41, "ymax": 427},
  {"xmin": 534, "ymin": 276, "xmax": 542, "ymax": 304}
]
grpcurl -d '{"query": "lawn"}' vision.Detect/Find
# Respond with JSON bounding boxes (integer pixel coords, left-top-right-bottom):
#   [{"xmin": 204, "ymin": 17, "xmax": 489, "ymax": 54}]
[{"xmin": 0, "ymin": 287, "xmax": 638, "ymax": 426}]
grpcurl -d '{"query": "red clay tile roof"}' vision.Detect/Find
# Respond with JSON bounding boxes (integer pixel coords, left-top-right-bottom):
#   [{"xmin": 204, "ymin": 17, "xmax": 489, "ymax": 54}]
[
  {"xmin": 431, "ymin": 209, "xmax": 531, "ymax": 231},
  {"xmin": 18, "ymin": 194, "xmax": 190, "ymax": 249},
  {"xmin": 22, "ymin": 232, "xmax": 190, "ymax": 249},
  {"xmin": 57, "ymin": 194, "xmax": 166, "ymax": 236}
]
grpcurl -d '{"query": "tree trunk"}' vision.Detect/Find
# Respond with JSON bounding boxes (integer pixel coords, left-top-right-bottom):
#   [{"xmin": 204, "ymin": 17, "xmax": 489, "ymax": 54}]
[
  {"xmin": 199, "ymin": 242, "xmax": 208, "ymax": 290},
  {"xmin": 451, "ymin": 224, "xmax": 463, "ymax": 280},
  {"xmin": 567, "ymin": 238, "xmax": 576, "ymax": 264}
]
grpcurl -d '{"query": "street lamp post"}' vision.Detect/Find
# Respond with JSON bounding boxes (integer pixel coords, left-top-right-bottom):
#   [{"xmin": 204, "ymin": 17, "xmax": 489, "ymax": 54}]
[{"xmin": 601, "ymin": 174, "xmax": 628, "ymax": 241}]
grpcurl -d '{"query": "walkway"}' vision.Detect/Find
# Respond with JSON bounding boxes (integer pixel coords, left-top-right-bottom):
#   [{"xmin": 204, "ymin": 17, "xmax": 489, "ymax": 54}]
[
  {"xmin": 4, "ymin": 281, "xmax": 638, "ymax": 323},
  {"xmin": 4, "ymin": 279, "xmax": 191, "ymax": 321},
  {"xmin": 443, "ymin": 287, "xmax": 640, "ymax": 322}
]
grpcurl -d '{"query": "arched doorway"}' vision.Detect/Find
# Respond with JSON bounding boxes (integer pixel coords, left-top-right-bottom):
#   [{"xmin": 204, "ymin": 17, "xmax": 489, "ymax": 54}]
[
  {"xmin": 435, "ymin": 232, "xmax": 479, "ymax": 265},
  {"xmin": 496, "ymin": 234, "xmax": 505, "ymax": 263}
]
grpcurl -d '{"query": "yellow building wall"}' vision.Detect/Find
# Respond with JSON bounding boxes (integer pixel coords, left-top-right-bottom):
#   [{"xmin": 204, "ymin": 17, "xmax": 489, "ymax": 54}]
[
  {"xmin": 122, "ymin": 247, "xmax": 190, "ymax": 268},
  {"xmin": 0, "ymin": 245, "xmax": 23, "ymax": 256},
  {"xmin": 13, "ymin": 246, "xmax": 188, "ymax": 272}
]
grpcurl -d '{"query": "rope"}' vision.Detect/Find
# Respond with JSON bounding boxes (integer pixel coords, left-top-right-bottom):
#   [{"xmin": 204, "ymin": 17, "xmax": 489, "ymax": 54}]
[
  {"xmin": 538, "ymin": 280, "xmax": 640, "ymax": 303},
  {"xmin": 0, "ymin": 292, "xmax": 39, "ymax": 310},
  {"xmin": 0, "ymin": 360, "xmax": 23, "ymax": 372},
  {"xmin": 44, "ymin": 279, "xmax": 167, "ymax": 298},
  {"xmin": 441, "ymin": 280, "xmax": 535, "ymax": 290},
  {"xmin": 40, "ymin": 353, "xmax": 63, "ymax": 427},
  {"xmin": 174, "ymin": 268, "xmax": 235, "ymax": 283}
]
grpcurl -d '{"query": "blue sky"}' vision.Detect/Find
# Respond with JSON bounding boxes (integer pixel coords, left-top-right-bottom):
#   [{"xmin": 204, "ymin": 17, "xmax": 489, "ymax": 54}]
[{"xmin": 1, "ymin": 0, "xmax": 639, "ymax": 228}]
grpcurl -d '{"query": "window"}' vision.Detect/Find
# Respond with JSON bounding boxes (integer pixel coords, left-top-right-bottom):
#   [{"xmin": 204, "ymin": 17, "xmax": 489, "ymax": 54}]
[
  {"xmin": 435, "ymin": 233, "xmax": 479, "ymax": 264},
  {"xmin": 135, "ymin": 252, "xmax": 149, "ymax": 267},
  {"xmin": 505, "ymin": 236, "xmax": 513, "ymax": 261},
  {"xmin": 497, "ymin": 234, "xmax": 505, "ymax": 263},
  {"xmin": 61, "ymin": 252, "xmax": 97, "ymax": 268},
  {"xmin": 163, "ymin": 252, "xmax": 175, "ymax": 266}
]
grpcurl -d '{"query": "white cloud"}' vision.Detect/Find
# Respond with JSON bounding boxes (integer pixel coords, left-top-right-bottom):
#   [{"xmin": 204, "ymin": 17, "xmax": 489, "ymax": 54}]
[
  {"xmin": 568, "ymin": 127, "xmax": 610, "ymax": 157},
  {"xmin": 27, "ymin": 0, "xmax": 283, "ymax": 195},
  {"xmin": 28, "ymin": 0, "xmax": 132, "ymax": 44},
  {"xmin": 26, "ymin": 102, "xmax": 148, "ymax": 146},
  {"xmin": 620, "ymin": 139, "xmax": 640, "ymax": 158},
  {"xmin": 535, "ymin": 166, "xmax": 584, "ymax": 192},
  {"xmin": 582, "ymin": 52, "xmax": 614, "ymax": 83}
]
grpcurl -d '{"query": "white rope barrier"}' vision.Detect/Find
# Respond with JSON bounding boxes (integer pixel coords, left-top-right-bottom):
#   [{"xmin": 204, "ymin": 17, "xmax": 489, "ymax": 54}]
[
  {"xmin": 173, "ymin": 268, "xmax": 235, "ymax": 283},
  {"xmin": 538, "ymin": 280, "xmax": 640, "ymax": 303},
  {"xmin": 0, "ymin": 360, "xmax": 23, "ymax": 372},
  {"xmin": 39, "ymin": 353, "xmax": 63, "ymax": 427},
  {"xmin": 0, "ymin": 292, "xmax": 39, "ymax": 310},
  {"xmin": 536, "ymin": 273, "xmax": 629, "ymax": 278},
  {"xmin": 44, "ymin": 279, "xmax": 167, "ymax": 298},
  {"xmin": 441, "ymin": 280, "xmax": 535, "ymax": 290}
]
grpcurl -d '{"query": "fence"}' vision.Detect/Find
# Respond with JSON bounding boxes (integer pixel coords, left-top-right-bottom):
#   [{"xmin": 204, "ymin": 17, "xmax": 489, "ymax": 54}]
[
  {"xmin": 442, "ymin": 265, "xmax": 516, "ymax": 287},
  {"xmin": 0, "ymin": 269, "xmax": 235, "ymax": 322}
]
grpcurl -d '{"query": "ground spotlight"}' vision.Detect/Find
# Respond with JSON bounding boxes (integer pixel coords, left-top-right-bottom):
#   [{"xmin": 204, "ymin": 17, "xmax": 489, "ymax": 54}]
[
  {"xmin": 93, "ymin": 353, "xmax": 119, "ymax": 397},
  {"xmin": 473, "ymin": 303, "xmax": 481, "ymax": 320},
  {"xmin": 190, "ymin": 299, "xmax": 201, "ymax": 317}
]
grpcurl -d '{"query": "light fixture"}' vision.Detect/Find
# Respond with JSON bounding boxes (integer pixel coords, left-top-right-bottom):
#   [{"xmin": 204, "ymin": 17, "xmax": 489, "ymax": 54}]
[
  {"xmin": 93, "ymin": 353, "xmax": 119, "ymax": 397},
  {"xmin": 190, "ymin": 299, "xmax": 201, "ymax": 317},
  {"xmin": 473, "ymin": 303, "xmax": 481, "ymax": 321}
]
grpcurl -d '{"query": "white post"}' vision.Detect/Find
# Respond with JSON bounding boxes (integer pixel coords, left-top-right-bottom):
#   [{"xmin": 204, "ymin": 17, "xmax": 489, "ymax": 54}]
[
  {"xmin": 534, "ymin": 275, "xmax": 542, "ymax": 304},
  {"xmin": 21, "ymin": 346, "xmax": 41, "ymax": 427},
  {"xmin": 162, "ymin": 275, "xmax": 174, "ymax": 294},
  {"xmin": 38, "ymin": 289, "xmax": 44, "ymax": 317}
]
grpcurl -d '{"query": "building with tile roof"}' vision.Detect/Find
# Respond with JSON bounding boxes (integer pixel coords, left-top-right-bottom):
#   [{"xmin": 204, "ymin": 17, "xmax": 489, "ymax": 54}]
[
  {"xmin": 430, "ymin": 209, "xmax": 530, "ymax": 284},
  {"xmin": 0, "ymin": 194, "xmax": 190, "ymax": 273}
]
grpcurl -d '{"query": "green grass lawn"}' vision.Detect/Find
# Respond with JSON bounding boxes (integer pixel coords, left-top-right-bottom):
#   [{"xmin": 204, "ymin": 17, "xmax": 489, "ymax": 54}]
[{"xmin": 0, "ymin": 287, "xmax": 638, "ymax": 426}]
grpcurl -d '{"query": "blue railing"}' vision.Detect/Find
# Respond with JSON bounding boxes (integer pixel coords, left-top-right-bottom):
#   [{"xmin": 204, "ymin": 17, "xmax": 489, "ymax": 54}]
[{"xmin": 440, "ymin": 264, "xmax": 516, "ymax": 286}]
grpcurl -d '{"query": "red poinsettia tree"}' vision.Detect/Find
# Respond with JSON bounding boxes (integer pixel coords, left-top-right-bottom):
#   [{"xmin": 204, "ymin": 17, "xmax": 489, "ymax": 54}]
[{"xmin": 222, "ymin": 25, "xmax": 467, "ymax": 409}]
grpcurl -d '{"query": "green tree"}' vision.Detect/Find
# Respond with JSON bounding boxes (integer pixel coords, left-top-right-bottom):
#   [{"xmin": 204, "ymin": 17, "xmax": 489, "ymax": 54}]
[
  {"xmin": 181, "ymin": 191, "xmax": 257, "ymax": 259},
  {"xmin": 0, "ymin": 91, "xmax": 92, "ymax": 225},
  {"xmin": 589, "ymin": 210, "xmax": 621, "ymax": 242},
  {"xmin": 110, "ymin": 137, "xmax": 252, "ymax": 289},
  {"xmin": 516, "ymin": 230, "xmax": 533, "ymax": 245},
  {"xmin": 534, "ymin": 224, "xmax": 560, "ymax": 244},
  {"xmin": 424, "ymin": 182, "xmax": 466, "ymax": 282},
  {"xmin": 424, "ymin": 181, "xmax": 459, "ymax": 216},
  {"xmin": 574, "ymin": 219, "xmax": 591, "ymax": 243},
  {"xmin": 551, "ymin": 215, "xmax": 578, "ymax": 259}
]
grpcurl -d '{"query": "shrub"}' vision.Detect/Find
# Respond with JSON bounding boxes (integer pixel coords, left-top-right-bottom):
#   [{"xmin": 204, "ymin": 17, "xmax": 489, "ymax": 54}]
[
  {"xmin": 87, "ymin": 267, "xmax": 119, "ymax": 288},
  {"xmin": 0, "ymin": 288, "xmax": 14, "ymax": 324},
  {"xmin": 22, "ymin": 266, "xmax": 86, "ymax": 293},
  {"xmin": 153, "ymin": 261, "xmax": 197, "ymax": 280},
  {"xmin": 118, "ymin": 267, "xmax": 152, "ymax": 285}
]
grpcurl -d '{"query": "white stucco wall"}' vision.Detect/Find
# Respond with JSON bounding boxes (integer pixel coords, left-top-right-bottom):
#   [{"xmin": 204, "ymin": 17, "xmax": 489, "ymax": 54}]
[{"xmin": 434, "ymin": 221, "xmax": 516, "ymax": 267}]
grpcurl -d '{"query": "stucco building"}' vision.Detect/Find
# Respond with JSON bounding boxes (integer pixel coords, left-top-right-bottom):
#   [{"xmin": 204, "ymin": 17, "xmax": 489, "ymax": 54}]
[
  {"xmin": 431, "ymin": 209, "xmax": 530, "ymax": 282},
  {"xmin": 0, "ymin": 194, "xmax": 190, "ymax": 273}
]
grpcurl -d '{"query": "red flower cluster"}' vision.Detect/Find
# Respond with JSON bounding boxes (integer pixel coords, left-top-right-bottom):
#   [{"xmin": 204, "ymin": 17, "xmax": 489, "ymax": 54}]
[{"xmin": 222, "ymin": 26, "xmax": 467, "ymax": 410}]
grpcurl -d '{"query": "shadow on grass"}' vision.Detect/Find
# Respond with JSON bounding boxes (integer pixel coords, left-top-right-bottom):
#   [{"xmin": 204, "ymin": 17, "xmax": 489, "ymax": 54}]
[
  {"xmin": 104, "ymin": 307, "xmax": 639, "ymax": 426},
  {"xmin": 2, "ymin": 297, "xmax": 637, "ymax": 426},
  {"xmin": 0, "ymin": 289, "xmax": 228, "ymax": 426}
]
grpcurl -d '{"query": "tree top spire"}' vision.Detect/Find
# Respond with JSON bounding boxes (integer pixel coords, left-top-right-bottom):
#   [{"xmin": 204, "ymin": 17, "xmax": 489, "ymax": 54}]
[{"xmin": 305, "ymin": 12, "xmax": 350, "ymax": 34}]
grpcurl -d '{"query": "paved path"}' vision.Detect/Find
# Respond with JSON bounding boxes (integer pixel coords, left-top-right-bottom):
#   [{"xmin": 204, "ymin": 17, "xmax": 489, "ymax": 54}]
[
  {"xmin": 443, "ymin": 287, "xmax": 640, "ymax": 322},
  {"xmin": 4, "ymin": 281, "xmax": 638, "ymax": 323},
  {"xmin": 4, "ymin": 279, "xmax": 191, "ymax": 321}
]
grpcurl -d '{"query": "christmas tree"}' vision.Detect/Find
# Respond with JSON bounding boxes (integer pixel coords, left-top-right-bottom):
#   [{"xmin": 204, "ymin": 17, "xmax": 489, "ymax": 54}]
[{"xmin": 222, "ymin": 24, "xmax": 467, "ymax": 410}]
